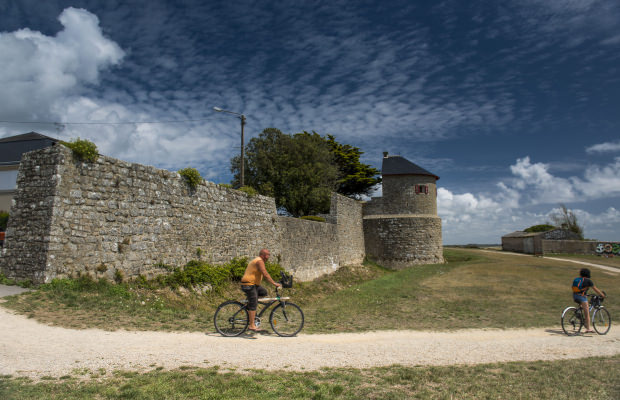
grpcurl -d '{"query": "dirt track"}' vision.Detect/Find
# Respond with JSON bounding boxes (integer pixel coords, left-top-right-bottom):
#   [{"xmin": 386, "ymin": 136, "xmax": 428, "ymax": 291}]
[{"xmin": 1, "ymin": 305, "xmax": 619, "ymax": 379}]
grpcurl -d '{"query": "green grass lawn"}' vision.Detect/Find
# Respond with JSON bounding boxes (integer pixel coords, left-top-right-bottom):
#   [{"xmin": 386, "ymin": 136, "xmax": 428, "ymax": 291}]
[
  {"xmin": 2, "ymin": 248, "xmax": 619, "ymax": 398},
  {"xmin": 1, "ymin": 356, "xmax": 618, "ymax": 399},
  {"xmin": 2, "ymin": 248, "xmax": 619, "ymax": 333}
]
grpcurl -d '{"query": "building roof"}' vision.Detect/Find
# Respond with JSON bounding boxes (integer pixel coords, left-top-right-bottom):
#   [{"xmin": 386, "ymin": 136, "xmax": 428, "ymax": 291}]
[
  {"xmin": 0, "ymin": 132, "xmax": 58, "ymax": 165},
  {"xmin": 381, "ymin": 153, "xmax": 439, "ymax": 180},
  {"xmin": 502, "ymin": 231, "xmax": 540, "ymax": 238},
  {"xmin": 501, "ymin": 228, "xmax": 580, "ymax": 239}
]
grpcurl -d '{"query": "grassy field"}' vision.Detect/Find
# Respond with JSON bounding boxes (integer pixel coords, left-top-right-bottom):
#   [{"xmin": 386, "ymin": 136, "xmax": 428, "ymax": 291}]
[
  {"xmin": 1, "ymin": 356, "xmax": 618, "ymax": 399},
  {"xmin": 2, "ymin": 248, "xmax": 619, "ymax": 333},
  {"xmin": 1, "ymin": 248, "xmax": 619, "ymax": 398}
]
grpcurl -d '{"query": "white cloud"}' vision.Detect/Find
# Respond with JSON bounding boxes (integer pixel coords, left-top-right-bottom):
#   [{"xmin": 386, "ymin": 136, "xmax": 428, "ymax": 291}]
[
  {"xmin": 438, "ymin": 156, "xmax": 620, "ymax": 243},
  {"xmin": 509, "ymin": 157, "xmax": 575, "ymax": 203},
  {"xmin": 586, "ymin": 140, "xmax": 620, "ymax": 153},
  {"xmin": 0, "ymin": 7, "xmax": 124, "ymax": 122},
  {"xmin": 575, "ymin": 157, "xmax": 620, "ymax": 198},
  {"xmin": 0, "ymin": 7, "xmax": 234, "ymax": 180}
]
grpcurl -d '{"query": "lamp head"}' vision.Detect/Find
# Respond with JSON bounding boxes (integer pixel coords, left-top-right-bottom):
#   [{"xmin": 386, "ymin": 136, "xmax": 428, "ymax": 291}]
[{"xmin": 213, "ymin": 107, "xmax": 223, "ymax": 112}]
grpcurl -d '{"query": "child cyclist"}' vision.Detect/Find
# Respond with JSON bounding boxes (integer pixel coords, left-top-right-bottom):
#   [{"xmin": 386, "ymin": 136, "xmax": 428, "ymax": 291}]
[{"xmin": 572, "ymin": 268, "xmax": 606, "ymax": 333}]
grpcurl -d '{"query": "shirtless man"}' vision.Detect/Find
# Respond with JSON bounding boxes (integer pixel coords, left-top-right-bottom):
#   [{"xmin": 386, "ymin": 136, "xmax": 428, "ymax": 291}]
[{"xmin": 240, "ymin": 249, "xmax": 281, "ymax": 332}]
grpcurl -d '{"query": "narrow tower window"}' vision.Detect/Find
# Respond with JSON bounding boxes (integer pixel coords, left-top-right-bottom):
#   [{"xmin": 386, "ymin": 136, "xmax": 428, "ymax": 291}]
[{"xmin": 415, "ymin": 185, "xmax": 428, "ymax": 194}]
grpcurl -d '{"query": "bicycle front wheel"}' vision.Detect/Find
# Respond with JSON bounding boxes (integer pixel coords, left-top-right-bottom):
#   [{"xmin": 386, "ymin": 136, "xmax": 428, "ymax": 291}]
[
  {"xmin": 592, "ymin": 307, "xmax": 611, "ymax": 335},
  {"xmin": 270, "ymin": 302, "xmax": 304, "ymax": 337},
  {"xmin": 561, "ymin": 306, "xmax": 583, "ymax": 336},
  {"xmin": 214, "ymin": 301, "xmax": 249, "ymax": 337}
]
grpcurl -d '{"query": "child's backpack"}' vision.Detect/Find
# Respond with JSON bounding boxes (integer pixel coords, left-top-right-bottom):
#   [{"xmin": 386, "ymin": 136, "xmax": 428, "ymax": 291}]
[{"xmin": 572, "ymin": 277, "xmax": 587, "ymax": 294}]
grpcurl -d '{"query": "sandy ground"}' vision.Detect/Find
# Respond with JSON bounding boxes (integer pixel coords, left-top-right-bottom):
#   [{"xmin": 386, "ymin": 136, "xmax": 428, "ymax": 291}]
[{"xmin": 1, "ymin": 305, "xmax": 619, "ymax": 379}]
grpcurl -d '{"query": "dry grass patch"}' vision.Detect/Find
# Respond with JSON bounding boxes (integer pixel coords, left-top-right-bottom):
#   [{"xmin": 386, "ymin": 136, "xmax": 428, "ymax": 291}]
[{"xmin": 2, "ymin": 249, "xmax": 618, "ymax": 334}]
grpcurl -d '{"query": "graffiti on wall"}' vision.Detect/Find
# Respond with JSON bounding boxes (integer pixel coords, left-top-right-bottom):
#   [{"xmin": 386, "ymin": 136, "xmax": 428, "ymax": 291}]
[{"xmin": 595, "ymin": 242, "xmax": 620, "ymax": 256}]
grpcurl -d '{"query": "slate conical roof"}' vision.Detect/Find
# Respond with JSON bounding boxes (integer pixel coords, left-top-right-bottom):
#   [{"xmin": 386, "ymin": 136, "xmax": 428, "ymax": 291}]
[{"xmin": 381, "ymin": 153, "xmax": 439, "ymax": 180}]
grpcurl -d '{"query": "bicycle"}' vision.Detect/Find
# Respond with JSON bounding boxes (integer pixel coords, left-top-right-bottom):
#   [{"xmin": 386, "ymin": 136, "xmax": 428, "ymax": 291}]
[
  {"xmin": 561, "ymin": 293, "xmax": 611, "ymax": 336},
  {"xmin": 213, "ymin": 275, "xmax": 304, "ymax": 337}
]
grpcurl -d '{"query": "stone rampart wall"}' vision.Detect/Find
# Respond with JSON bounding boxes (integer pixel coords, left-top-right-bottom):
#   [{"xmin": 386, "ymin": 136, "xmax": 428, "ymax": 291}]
[
  {"xmin": 332, "ymin": 194, "xmax": 365, "ymax": 266},
  {"xmin": 0, "ymin": 146, "xmax": 364, "ymax": 283},
  {"xmin": 363, "ymin": 215, "xmax": 443, "ymax": 268},
  {"xmin": 277, "ymin": 216, "xmax": 339, "ymax": 281},
  {"xmin": 0, "ymin": 147, "xmax": 61, "ymax": 283}
]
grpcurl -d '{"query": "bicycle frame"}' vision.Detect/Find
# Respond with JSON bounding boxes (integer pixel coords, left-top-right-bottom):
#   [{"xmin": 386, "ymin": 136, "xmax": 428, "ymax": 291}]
[
  {"xmin": 241, "ymin": 289, "xmax": 291, "ymax": 325},
  {"xmin": 214, "ymin": 286, "xmax": 304, "ymax": 337}
]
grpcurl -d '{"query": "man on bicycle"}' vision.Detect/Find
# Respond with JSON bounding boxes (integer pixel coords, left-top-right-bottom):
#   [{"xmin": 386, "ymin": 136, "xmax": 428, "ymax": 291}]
[
  {"xmin": 240, "ymin": 249, "xmax": 281, "ymax": 332},
  {"xmin": 573, "ymin": 268, "xmax": 605, "ymax": 333}
]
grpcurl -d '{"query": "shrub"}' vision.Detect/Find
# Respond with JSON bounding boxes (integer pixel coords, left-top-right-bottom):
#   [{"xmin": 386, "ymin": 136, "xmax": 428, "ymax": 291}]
[
  {"xmin": 266, "ymin": 261, "xmax": 284, "ymax": 281},
  {"xmin": 152, "ymin": 257, "xmax": 284, "ymax": 289},
  {"xmin": 0, "ymin": 210, "xmax": 8, "ymax": 230},
  {"xmin": 158, "ymin": 260, "xmax": 230, "ymax": 289},
  {"xmin": 300, "ymin": 215, "xmax": 326, "ymax": 222},
  {"xmin": 0, "ymin": 272, "xmax": 32, "ymax": 288},
  {"xmin": 238, "ymin": 186, "xmax": 258, "ymax": 197},
  {"xmin": 226, "ymin": 257, "xmax": 249, "ymax": 281},
  {"xmin": 114, "ymin": 270, "xmax": 124, "ymax": 284},
  {"xmin": 62, "ymin": 138, "xmax": 99, "ymax": 162},
  {"xmin": 524, "ymin": 224, "xmax": 556, "ymax": 233},
  {"xmin": 178, "ymin": 167, "xmax": 203, "ymax": 190},
  {"xmin": 0, "ymin": 273, "xmax": 15, "ymax": 285}
]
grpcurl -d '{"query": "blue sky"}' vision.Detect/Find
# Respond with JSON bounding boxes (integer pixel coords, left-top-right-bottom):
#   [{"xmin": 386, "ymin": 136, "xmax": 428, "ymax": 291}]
[{"xmin": 1, "ymin": 0, "xmax": 619, "ymax": 244}]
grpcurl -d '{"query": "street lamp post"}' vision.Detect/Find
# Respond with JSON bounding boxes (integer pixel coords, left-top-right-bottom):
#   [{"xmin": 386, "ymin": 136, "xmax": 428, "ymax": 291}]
[{"xmin": 213, "ymin": 107, "xmax": 246, "ymax": 187}]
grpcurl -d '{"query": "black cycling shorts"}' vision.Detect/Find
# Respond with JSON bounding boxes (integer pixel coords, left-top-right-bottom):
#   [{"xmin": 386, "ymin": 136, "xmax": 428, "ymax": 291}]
[{"xmin": 241, "ymin": 285, "xmax": 267, "ymax": 311}]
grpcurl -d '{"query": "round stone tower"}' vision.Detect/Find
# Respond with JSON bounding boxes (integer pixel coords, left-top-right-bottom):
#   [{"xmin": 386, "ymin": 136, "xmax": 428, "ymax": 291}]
[{"xmin": 363, "ymin": 152, "xmax": 443, "ymax": 268}]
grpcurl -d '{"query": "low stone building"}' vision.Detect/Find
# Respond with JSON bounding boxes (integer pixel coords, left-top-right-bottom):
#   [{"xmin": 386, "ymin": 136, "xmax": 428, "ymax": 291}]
[{"xmin": 501, "ymin": 229, "xmax": 582, "ymax": 255}]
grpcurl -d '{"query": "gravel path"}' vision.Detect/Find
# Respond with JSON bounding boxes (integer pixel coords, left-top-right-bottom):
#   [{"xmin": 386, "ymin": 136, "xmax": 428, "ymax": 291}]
[{"xmin": 1, "ymin": 305, "xmax": 619, "ymax": 379}]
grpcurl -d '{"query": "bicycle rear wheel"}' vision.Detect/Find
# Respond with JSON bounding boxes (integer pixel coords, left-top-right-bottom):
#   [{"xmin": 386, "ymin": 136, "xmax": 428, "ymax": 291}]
[
  {"xmin": 270, "ymin": 302, "xmax": 304, "ymax": 337},
  {"xmin": 592, "ymin": 307, "xmax": 611, "ymax": 335},
  {"xmin": 561, "ymin": 306, "xmax": 583, "ymax": 336},
  {"xmin": 214, "ymin": 301, "xmax": 249, "ymax": 337}
]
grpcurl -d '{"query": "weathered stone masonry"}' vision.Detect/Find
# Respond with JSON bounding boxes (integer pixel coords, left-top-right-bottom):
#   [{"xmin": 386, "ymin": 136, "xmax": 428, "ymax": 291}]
[
  {"xmin": 1, "ymin": 146, "xmax": 442, "ymax": 284},
  {"xmin": 0, "ymin": 145, "xmax": 364, "ymax": 283},
  {"xmin": 362, "ymin": 155, "xmax": 444, "ymax": 268}
]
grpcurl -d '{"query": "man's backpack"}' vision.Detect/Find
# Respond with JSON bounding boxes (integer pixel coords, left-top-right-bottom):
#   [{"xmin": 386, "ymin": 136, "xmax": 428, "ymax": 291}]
[{"xmin": 572, "ymin": 277, "xmax": 587, "ymax": 294}]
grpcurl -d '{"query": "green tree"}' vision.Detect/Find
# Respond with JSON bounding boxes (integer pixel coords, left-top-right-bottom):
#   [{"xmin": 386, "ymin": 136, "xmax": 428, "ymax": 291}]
[
  {"xmin": 324, "ymin": 134, "xmax": 381, "ymax": 198},
  {"xmin": 548, "ymin": 204, "xmax": 584, "ymax": 239},
  {"xmin": 230, "ymin": 129, "xmax": 338, "ymax": 216}
]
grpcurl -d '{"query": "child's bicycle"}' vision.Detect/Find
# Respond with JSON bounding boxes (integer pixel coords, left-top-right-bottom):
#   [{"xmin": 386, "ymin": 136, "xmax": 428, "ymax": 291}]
[
  {"xmin": 561, "ymin": 293, "xmax": 611, "ymax": 336},
  {"xmin": 213, "ymin": 273, "xmax": 304, "ymax": 337}
]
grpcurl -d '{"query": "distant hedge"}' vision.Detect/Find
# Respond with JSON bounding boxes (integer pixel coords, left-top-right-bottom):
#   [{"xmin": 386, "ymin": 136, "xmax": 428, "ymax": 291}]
[{"xmin": 524, "ymin": 224, "xmax": 555, "ymax": 233}]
